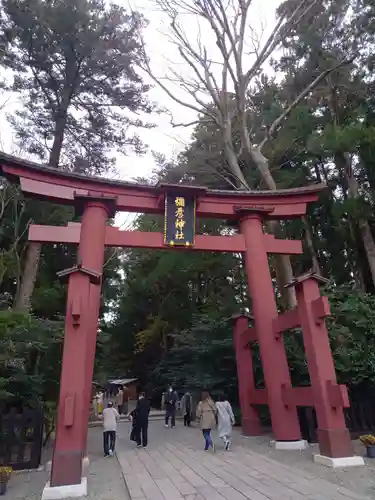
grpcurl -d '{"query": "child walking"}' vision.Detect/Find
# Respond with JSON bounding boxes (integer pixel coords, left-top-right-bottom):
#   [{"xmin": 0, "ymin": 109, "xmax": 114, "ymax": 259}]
[{"xmin": 102, "ymin": 401, "xmax": 120, "ymax": 457}]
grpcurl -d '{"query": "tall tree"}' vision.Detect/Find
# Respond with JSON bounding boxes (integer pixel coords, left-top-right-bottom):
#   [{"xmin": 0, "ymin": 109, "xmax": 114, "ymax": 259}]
[
  {"xmin": 139, "ymin": 0, "xmax": 353, "ymax": 307},
  {"xmin": 0, "ymin": 0, "xmax": 153, "ymax": 310},
  {"xmin": 276, "ymin": 0, "xmax": 375, "ymax": 291}
]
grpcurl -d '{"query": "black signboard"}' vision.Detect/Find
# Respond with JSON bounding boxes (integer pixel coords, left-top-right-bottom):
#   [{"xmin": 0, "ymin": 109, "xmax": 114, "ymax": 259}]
[{"xmin": 164, "ymin": 193, "xmax": 196, "ymax": 246}]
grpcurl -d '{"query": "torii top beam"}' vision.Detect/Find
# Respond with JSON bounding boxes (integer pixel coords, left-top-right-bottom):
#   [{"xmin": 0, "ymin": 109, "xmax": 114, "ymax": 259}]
[{"xmin": 0, "ymin": 152, "xmax": 326, "ymax": 220}]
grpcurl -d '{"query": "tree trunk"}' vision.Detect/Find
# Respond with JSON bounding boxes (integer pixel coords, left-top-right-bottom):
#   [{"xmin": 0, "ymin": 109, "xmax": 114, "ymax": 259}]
[
  {"xmin": 13, "ymin": 242, "xmax": 42, "ymax": 310},
  {"xmin": 338, "ymin": 152, "xmax": 375, "ymax": 289},
  {"xmin": 302, "ymin": 216, "xmax": 321, "ymax": 275},
  {"xmin": 223, "ymin": 120, "xmax": 249, "ymax": 188},
  {"xmin": 250, "ymin": 147, "xmax": 297, "ymax": 308},
  {"xmin": 13, "ymin": 103, "xmax": 70, "ymax": 311},
  {"xmin": 346, "ymin": 216, "xmax": 366, "ymax": 292},
  {"xmin": 49, "ymin": 114, "xmax": 68, "ymax": 167}
]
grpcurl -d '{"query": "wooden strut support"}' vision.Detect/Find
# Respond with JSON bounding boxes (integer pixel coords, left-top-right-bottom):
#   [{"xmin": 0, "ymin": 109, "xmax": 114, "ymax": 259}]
[
  {"xmin": 232, "ymin": 313, "xmax": 262, "ymax": 436},
  {"xmin": 50, "ymin": 197, "xmax": 115, "ymax": 487},
  {"xmin": 233, "ymin": 272, "xmax": 353, "ymax": 458},
  {"xmin": 283, "ymin": 273, "xmax": 353, "ymax": 459}
]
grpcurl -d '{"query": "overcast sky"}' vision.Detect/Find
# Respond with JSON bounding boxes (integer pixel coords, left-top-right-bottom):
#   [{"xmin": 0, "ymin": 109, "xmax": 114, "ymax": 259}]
[{"xmin": 0, "ymin": 0, "xmax": 282, "ymax": 185}]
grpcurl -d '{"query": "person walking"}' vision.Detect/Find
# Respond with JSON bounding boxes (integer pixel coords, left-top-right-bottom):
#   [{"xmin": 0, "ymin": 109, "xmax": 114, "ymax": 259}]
[
  {"xmin": 116, "ymin": 387, "xmax": 124, "ymax": 415},
  {"xmin": 164, "ymin": 386, "xmax": 178, "ymax": 428},
  {"xmin": 122, "ymin": 385, "xmax": 130, "ymax": 415},
  {"xmin": 181, "ymin": 391, "xmax": 193, "ymax": 427},
  {"xmin": 97, "ymin": 391, "xmax": 103, "ymax": 415},
  {"xmin": 102, "ymin": 401, "xmax": 120, "ymax": 457},
  {"xmin": 196, "ymin": 391, "xmax": 217, "ymax": 451},
  {"xmin": 129, "ymin": 407, "xmax": 138, "ymax": 443},
  {"xmin": 134, "ymin": 392, "xmax": 150, "ymax": 448},
  {"xmin": 215, "ymin": 394, "xmax": 235, "ymax": 451}
]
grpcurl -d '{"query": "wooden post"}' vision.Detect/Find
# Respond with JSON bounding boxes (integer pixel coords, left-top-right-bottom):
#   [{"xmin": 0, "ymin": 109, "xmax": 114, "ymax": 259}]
[
  {"xmin": 50, "ymin": 198, "xmax": 113, "ymax": 487},
  {"xmin": 233, "ymin": 313, "xmax": 262, "ymax": 436},
  {"xmin": 239, "ymin": 211, "xmax": 301, "ymax": 441},
  {"xmin": 289, "ymin": 274, "xmax": 354, "ymax": 459}
]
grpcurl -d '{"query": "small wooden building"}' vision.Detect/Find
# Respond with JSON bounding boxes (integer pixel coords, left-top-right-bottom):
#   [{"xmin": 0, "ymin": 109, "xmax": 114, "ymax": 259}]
[{"xmin": 107, "ymin": 378, "xmax": 138, "ymax": 401}]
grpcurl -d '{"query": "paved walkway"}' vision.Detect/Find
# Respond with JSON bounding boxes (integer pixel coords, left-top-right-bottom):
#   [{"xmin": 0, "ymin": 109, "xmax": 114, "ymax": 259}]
[
  {"xmin": 6, "ymin": 429, "xmax": 130, "ymax": 500},
  {"xmin": 116, "ymin": 422, "xmax": 375, "ymax": 500},
  {"xmin": 6, "ymin": 422, "xmax": 375, "ymax": 499}
]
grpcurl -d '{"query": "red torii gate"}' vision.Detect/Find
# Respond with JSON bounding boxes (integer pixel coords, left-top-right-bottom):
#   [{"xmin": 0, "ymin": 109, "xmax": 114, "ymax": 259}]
[{"xmin": 0, "ymin": 152, "xmax": 363, "ymax": 499}]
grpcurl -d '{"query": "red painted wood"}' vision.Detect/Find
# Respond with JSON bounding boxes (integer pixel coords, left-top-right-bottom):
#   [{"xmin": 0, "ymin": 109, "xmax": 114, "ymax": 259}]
[
  {"xmin": 250, "ymin": 389, "xmax": 268, "ymax": 405},
  {"xmin": 273, "ymin": 308, "xmax": 301, "ymax": 339},
  {"xmin": 9, "ymin": 171, "xmax": 323, "ymax": 219},
  {"xmin": 239, "ymin": 214, "xmax": 301, "ymax": 441},
  {"xmin": 281, "ymin": 386, "xmax": 313, "ymax": 407},
  {"xmin": 242, "ymin": 327, "xmax": 257, "ymax": 345},
  {"xmin": 51, "ymin": 201, "xmax": 110, "ymax": 487},
  {"xmin": 295, "ymin": 278, "xmax": 353, "ymax": 457},
  {"xmin": 233, "ymin": 315, "xmax": 262, "ymax": 436},
  {"xmin": 29, "ymin": 224, "xmax": 303, "ymax": 255},
  {"xmin": 78, "ymin": 202, "xmax": 110, "ymax": 458},
  {"xmin": 311, "ymin": 296, "xmax": 331, "ymax": 323},
  {"xmin": 326, "ymin": 381, "xmax": 350, "ymax": 408},
  {"xmin": 63, "ymin": 396, "xmax": 75, "ymax": 427},
  {"xmin": 266, "ymin": 235, "xmax": 302, "ymax": 254},
  {"xmin": 50, "ymin": 271, "xmax": 91, "ymax": 487},
  {"xmin": 70, "ymin": 295, "xmax": 81, "ymax": 327},
  {"xmin": 251, "ymin": 386, "xmax": 318, "ymax": 407},
  {"xmin": 0, "ymin": 154, "xmax": 339, "ymax": 476}
]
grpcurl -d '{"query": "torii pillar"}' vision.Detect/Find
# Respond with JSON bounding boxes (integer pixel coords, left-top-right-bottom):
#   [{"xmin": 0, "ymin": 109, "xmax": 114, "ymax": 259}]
[
  {"xmin": 42, "ymin": 195, "xmax": 116, "ymax": 500},
  {"xmin": 286, "ymin": 273, "xmax": 365, "ymax": 467},
  {"xmin": 237, "ymin": 208, "xmax": 303, "ymax": 444}
]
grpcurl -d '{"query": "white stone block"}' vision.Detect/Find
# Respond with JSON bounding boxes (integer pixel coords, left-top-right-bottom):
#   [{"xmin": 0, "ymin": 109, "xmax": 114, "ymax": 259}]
[
  {"xmin": 271, "ymin": 440, "xmax": 309, "ymax": 450},
  {"xmin": 313, "ymin": 454, "xmax": 365, "ymax": 468},
  {"xmin": 41, "ymin": 478, "xmax": 87, "ymax": 499}
]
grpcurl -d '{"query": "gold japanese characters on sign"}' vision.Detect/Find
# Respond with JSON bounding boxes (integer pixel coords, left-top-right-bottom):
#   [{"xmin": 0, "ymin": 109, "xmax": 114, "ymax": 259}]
[
  {"xmin": 174, "ymin": 196, "xmax": 186, "ymax": 241},
  {"xmin": 164, "ymin": 193, "xmax": 196, "ymax": 247}
]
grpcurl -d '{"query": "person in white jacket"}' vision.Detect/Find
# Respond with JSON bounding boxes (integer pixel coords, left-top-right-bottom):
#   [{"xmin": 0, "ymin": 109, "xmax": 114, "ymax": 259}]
[
  {"xmin": 215, "ymin": 395, "xmax": 235, "ymax": 451},
  {"xmin": 102, "ymin": 401, "xmax": 120, "ymax": 457}
]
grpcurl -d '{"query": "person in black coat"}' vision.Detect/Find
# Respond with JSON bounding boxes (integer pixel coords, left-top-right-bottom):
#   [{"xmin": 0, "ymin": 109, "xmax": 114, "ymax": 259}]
[
  {"xmin": 134, "ymin": 392, "xmax": 150, "ymax": 448},
  {"xmin": 164, "ymin": 386, "xmax": 178, "ymax": 428},
  {"xmin": 129, "ymin": 408, "xmax": 138, "ymax": 442}
]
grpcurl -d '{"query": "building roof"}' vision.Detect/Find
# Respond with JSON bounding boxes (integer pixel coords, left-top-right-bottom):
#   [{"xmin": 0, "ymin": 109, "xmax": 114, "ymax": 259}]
[{"xmin": 108, "ymin": 378, "xmax": 138, "ymax": 386}]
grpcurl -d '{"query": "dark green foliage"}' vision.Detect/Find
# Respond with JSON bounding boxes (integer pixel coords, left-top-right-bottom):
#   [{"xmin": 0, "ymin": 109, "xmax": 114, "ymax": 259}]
[
  {"xmin": 3, "ymin": 0, "xmax": 375, "ymax": 419},
  {"xmin": 326, "ymin": 284, "xmax": 375, "ymax": 387},
  {"xmin": 0, "ymin": 0, "xmax": 153, "ymax": 172},
  {"xmin": 0, "ymin": 310, "xmax": 63, "ymax": 409}
]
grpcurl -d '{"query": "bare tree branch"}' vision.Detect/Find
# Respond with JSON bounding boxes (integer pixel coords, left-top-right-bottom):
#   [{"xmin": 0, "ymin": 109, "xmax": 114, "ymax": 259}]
[{"xmin": 258, "ymin": 58, "xmax": 355, "ymax": 151}]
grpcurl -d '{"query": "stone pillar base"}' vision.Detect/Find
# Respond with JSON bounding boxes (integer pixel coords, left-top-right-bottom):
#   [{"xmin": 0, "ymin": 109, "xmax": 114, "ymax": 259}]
[
  {"xmin": 271, "ymin": 440, "xmax": 308, "ymax": 450},
  {"xmin": 313, "ymin": 454, "xmax": 365, "ymax": 468},
  {"xmin": 45, "ymin": 457, "xmax": 89, "ymax": 476},
  {"xmin": 41, "ymin": 478, "xmax": 87, "ymax": 499}
]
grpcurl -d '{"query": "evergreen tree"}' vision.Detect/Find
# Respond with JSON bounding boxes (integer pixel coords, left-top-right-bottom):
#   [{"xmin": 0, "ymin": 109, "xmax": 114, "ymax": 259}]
[{"xmin": 0, "ymin": 0, "xmax": 153, "ymax": 310}]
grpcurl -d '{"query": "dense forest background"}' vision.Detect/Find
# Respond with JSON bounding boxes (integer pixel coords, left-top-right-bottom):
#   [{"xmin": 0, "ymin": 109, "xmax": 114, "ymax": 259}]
[{"xmin": 1, "ymin": 0, "xmax": 375, "ymax": 423}]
